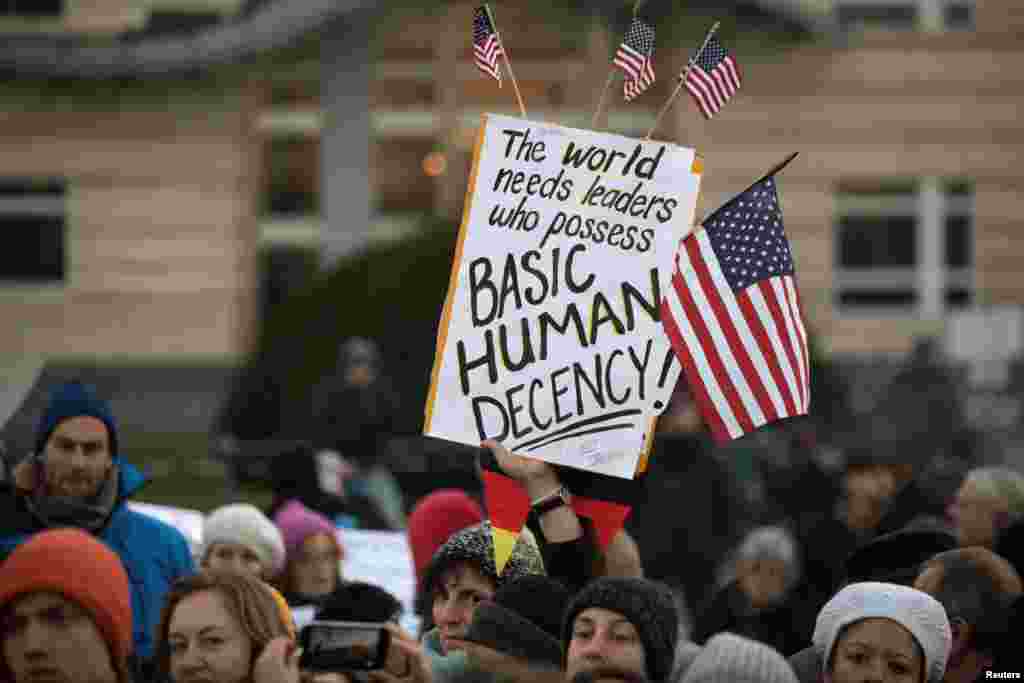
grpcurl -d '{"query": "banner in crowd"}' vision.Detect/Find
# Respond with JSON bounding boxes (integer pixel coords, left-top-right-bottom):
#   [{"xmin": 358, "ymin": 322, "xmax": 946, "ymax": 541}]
[
  {"xmin": 425, "ymin": 114, "xmax": 702, "ymax": 478},
  {"xmin": 341, "ymin": 528, "xmax": 421, "ymax": 635},
  {"xmin": 128, "ymin": 501, "xmax": 204, "ymax": 558}
]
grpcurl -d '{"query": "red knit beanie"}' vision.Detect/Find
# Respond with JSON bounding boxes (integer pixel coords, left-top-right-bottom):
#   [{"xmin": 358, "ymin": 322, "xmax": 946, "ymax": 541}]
[
  {"xmin": 0, "ymin": 529, "xmax": 133, "ymax": 669},
  {"xmin": 407, "ymin": 489, "xmax": 484, "ymax": 585}
]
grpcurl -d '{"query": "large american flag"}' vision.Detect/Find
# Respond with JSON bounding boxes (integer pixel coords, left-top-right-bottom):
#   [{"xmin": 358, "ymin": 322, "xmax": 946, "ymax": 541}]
[
  {"xmin": 473, "ymin": 5, "xmax": 503, "ymax": 84},
  {"xmin": 683, "ymin": 35, "xmax": 741, "ymax": 119},
  {"xmin": 613, "ymin": 18, "xmax": 656, "ymax": 102},
  {"xmin": 660, "ymin": 164, "xmax": 810, "ymax": 443}
]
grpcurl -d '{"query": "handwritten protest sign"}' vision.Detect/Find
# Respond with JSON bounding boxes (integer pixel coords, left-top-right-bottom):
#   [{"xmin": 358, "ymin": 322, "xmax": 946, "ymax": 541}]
[
  {"xmin": 341, "ymin": 529, "xmax": 421, "ymax": 635},
  {"xmin": 426, "ymin": 114, "xmax": 702, "ymax": 478}
]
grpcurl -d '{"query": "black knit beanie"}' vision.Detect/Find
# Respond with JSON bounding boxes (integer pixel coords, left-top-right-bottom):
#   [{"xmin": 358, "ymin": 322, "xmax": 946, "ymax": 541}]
[{"xmin": 562, "ymin": 578, "xmax": 679, "ymax": 683}]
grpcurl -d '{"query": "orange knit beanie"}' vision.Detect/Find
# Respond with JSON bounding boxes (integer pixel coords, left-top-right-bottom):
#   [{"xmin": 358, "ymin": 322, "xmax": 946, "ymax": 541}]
[{"xmin": 0, "ymin": 529, "xmax": 133, "ymax": 668}]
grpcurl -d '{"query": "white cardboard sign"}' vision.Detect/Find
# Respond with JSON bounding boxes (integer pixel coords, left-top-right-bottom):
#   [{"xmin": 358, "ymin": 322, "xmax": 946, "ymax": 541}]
[
  {"xmin": 426, "ymin": 114, "xmax": 701, "ymax": 478},
  {"xmin": 341, "ymin": 529, "xmax": 421, "ymax": 635}
]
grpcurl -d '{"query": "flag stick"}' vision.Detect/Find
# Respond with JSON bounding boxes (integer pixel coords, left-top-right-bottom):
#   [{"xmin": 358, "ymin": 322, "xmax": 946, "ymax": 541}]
[
  {"xmin": 644, "ymin": 20, "xmax": 720, "ymax": 140},
  {"xmin": 594, "ymin": 0, "xmax": 643, "ymax": 130},
  {"xmin": 485, "ymin": 4, "xmax": 527, "ymax": 117},
  {"xmin": 590, "ymin": 70, "xmax": 616, "ymax": 129},
  {"xmin": 696, "ymin": 152, "xmax": 800, "ymax": 226}
]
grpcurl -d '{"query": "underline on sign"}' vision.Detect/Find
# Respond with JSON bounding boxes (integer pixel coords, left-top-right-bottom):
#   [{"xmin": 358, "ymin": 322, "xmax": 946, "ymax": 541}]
[
  {"xmin": 511, "ymin": 408, "xmax": 642, "ymax": 451},
  {"xmin": 519, "ymin": 422, "xmax": 636, "ymax": 453}
]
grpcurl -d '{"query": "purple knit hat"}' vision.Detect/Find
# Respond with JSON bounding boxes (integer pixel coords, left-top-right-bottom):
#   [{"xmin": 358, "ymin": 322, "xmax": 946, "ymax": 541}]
[{"xmin": 272, "ymin": 499, "xmax": 342, "ymax": 561}]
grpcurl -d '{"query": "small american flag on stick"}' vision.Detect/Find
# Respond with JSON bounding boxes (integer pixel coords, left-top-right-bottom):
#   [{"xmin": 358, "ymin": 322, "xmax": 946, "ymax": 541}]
[
  {"xmin": 683, "ymin": 34, "xmax": 742, "ymax": 119},
  {"xmin": 614, "ymin": 18, "xmax": 656, "ymax": 102},
  {"xmin": 660, "ymin": 154, "xmax": 810, "ymax": 443},
  {"xmin": 473, "ymin": 5, "xmax": 503, "ymax": 84}
]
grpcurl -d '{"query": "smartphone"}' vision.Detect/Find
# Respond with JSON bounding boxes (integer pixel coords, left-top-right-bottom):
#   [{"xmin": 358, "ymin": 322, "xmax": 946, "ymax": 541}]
[{"xmin": 298, "ymin": 621, "xmax": 390, "ymax": 672}]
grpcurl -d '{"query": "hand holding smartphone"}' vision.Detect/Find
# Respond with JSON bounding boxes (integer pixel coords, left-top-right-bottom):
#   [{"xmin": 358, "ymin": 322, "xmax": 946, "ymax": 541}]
[{"xmin": 299, "ymin": 621, "xmax": 391, "ymax": 673}]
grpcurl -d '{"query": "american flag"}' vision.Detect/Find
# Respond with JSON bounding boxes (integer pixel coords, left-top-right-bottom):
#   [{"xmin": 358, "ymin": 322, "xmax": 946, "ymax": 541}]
[
  {"xmin": 683, "ymin": 34, "xmax": 742, "ymax": 119},
  {"xmin": 613, "ymin": 18, "xmax": 656, "ymax": 102},
  {"xmin": 473, "ymin": 5, "xmax": 503, "ymax": 84},
  {"xmin": 660, "ymin": 162, "xmax": 810, "ymax": 443}
]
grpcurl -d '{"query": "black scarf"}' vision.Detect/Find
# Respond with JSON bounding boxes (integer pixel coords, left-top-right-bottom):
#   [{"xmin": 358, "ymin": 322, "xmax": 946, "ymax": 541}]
[{"xmin": 25, "ymin": 464, "xmax": 120, "ymax": 532}]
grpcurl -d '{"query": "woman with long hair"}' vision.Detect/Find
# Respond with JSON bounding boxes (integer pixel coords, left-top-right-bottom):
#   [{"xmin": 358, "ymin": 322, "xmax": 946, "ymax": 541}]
[{"xmin": 156, "ymin": 571, "xmax": 298, "ymax": 683}]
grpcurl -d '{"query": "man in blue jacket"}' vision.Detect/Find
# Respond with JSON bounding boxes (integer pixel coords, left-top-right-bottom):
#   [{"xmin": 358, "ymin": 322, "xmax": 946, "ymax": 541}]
[{"xmin": 0, "ymin": 380, "xmax": 195, "ymax": 661}]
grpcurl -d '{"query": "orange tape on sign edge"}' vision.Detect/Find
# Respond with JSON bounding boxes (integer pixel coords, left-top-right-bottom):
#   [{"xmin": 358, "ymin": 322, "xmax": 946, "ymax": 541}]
[
  {"xmin": 636, "ymin": 416, "xmax": 659, "ymax": 475},
  {"xmin": 691, "ymin": 154, "xmax": 704, "ymax": 175},
  {"xmin": 424, "ymin": 115, "xmax": 489, "ymax": 432}
]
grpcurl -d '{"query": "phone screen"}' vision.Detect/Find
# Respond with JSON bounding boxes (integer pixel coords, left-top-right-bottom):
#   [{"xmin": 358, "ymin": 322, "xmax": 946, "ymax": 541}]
[{"xmin": 299, "ymin": 621, "xmax": 389, "ymax": 672}]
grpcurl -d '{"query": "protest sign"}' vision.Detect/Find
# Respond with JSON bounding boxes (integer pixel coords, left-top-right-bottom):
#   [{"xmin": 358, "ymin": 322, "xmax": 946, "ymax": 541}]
[
  {"xmin": 341, "ymin": 529, "xmax": 421, "ymax": 635},
  {"xmin": 425, "ymin": 114, "xmax": 702, "ymax": 478}
]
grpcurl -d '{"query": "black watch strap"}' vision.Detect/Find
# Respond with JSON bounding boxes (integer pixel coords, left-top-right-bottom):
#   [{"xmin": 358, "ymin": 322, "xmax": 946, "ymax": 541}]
[{"xmin": 532, "ymin": 486, "xmax": 571, "ymax": 515}]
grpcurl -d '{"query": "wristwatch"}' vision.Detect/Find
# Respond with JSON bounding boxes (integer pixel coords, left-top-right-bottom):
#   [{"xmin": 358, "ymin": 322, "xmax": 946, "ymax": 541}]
[{"xmin": 531, "ymin": 485, "xmax": 572, "ymax": 515}]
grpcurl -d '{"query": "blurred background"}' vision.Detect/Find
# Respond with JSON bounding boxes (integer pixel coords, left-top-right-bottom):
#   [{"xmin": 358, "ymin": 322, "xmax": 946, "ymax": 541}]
[{"xmin": 0, "ymin": 0, "xmax": 1020, "ymax": 592}]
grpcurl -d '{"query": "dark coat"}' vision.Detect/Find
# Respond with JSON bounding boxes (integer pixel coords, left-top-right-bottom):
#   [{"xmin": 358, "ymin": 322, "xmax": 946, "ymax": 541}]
[
  {"xmin": 875, "ymin": 477, "xmax": 949, "ymax": 537},
  {"xmin": 692, "ymin": 581, "xmax": 806, "ymax": 657},
  {"xmin": 627, "ymin": 433, "xmax": 747, "ymax": 606},
  {"xmin": 795, "ymin": 509, "xmax": 864, "ymax": 616}
]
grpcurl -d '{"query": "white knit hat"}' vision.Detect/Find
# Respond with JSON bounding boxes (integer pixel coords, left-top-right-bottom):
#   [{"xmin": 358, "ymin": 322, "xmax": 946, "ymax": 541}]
[
  {"xmin": 680, "ymin": 633, "xmax": 797, "ymax": 683},
  {"xmin": 813, "ymin": 582, "xmax": 952, "ymax": 683},
  {"xmin": 202, "ymin": 503, "xmax": 287, "ymax": 575}
]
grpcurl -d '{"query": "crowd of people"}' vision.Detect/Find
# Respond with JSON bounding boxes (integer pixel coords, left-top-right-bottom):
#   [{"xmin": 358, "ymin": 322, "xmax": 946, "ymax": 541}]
[{"xmin": 2, "ymin": 373, "xmax": 1024, "ymax": 683}]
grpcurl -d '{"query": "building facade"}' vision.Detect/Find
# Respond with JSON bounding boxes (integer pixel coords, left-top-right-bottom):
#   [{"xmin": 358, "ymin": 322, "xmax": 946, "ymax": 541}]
[{"xmin": 1, "ymin": 0, "xmax": 1021, "ymax": 369}]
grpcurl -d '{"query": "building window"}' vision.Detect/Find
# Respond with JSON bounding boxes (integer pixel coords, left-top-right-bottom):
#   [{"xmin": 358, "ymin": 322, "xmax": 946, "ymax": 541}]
[
  {"xmin": 0, "ymin": 178, "xmax": 66, "ymax": 284},
  {"xmin": 0, "ymin": 0, "xmax": 63, "ymax": 17},
  {"xmin": 836, "ymin": 0, "xmax": 974, "ymax": 32},
  {"xmin": 834, "ymin": 178, "xmax": 973, "ymax": 316},
  {"xmin": 264, "ymin": 136, "xmax": 319, "ymax": 217}
]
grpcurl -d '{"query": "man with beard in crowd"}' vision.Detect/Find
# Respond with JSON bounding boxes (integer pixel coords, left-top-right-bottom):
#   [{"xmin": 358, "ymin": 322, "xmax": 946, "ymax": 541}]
[
  {"xmin": 562, "ymin": 578, "xmax": 679, "ymax": 683},
  {"xmin": 0, "ymin": 381, "xmax": 195, "ymax": 661}
]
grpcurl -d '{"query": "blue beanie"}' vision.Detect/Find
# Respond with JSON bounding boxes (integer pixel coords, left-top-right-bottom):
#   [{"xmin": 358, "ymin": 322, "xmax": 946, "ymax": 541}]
[{"xmin": 34, "ymin": 381, "xmax": 118, "ymax": 457}]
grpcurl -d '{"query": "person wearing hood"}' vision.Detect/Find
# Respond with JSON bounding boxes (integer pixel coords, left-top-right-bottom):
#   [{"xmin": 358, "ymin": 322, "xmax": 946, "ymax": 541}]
[
  {"xmin": 419, "ymin": 519, "xmax": 546, "ymax": 682},
  {"xmin": 309, "ymin": 337, "xmax": 401, "ymax": 471},
  {"xmin": 0, "ymin": 380, "xmax": 195, "ymax": 661}
]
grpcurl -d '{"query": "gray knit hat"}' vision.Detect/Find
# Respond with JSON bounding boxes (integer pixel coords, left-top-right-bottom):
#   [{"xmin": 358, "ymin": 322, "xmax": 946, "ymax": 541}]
[
  {"xmin": 680, "ymin": 633, "xmax": 797, "ymax": 683},
  {"xmin": 421, "ymin": 521, "xmax": 545, "ymax": 598},
  {"xmin": 813, "ymin": 582, "xmax": 952, "ymax": 683},
  {"xmin": 563, "ymin": 578, "xmax": 679, "ymax": 683}
]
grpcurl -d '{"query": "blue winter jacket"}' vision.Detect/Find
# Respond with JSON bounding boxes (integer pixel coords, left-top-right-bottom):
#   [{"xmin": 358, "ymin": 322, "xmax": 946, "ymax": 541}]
[{"xmin": 0, "ymin": 457, "xmax": 196, "ymax": 659}]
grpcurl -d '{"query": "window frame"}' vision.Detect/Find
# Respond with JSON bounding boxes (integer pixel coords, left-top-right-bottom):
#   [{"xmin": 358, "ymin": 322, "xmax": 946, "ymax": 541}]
[
  {"xmin": 0, "ymin": 177, "xmax": 69, "ymax": 291},
  {"xmin": 833, "ymin": 0, "xmax": 975, "ymax": 33},
  {"xmin": 833, "ymin": 177, "xmax": 974, "ymax": 319}
]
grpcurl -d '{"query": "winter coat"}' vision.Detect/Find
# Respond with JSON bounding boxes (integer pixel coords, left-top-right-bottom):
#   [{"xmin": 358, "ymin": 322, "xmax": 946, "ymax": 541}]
[
  {"xmin": 0, "ymin": 457, "xmax": 196, "ymax": 659},
  {"xmin": 692, "ymin": 581, "xmax": 806, "ymax": 657}
]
